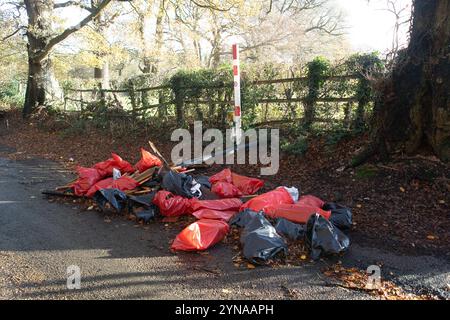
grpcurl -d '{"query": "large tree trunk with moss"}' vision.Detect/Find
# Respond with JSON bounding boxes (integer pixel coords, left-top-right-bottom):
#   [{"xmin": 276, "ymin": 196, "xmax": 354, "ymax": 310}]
[
  {"xmin": 22, "ymin": 0, "xmax": 112, "ymax": 117},
  {"xmin": 371, "ymin": 0, "xmax": 450, "ymax": 162},
  {"xmin": 23, "ymin": 0, "xmax": 61, "ymax": 117}
]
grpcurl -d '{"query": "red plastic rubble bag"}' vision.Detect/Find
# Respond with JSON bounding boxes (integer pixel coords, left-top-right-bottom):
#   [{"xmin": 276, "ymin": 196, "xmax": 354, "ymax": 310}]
[
  {"xmin": 72, "ymin": 166, "xmax": 102, "ymax": 196},
  {"xmin": 240, "ymin": 187, "xmax": 294, "ymax": 215},
  {"xmin": 171, "ymin": 219, "xmax": 230, "ymax": 251},
  {"xmin": 231, "ymin": 172, "xmax": 264, "ymax": 195},
  {"xmin": 298, "ymin": 195, "xmax": 325, "ymax": 208},
  {"xmin": 93, "ymin": 153, "xmax": 134, "ymax": 177},
  {"xmin": 86, "ymin": 176, "xmax": 138, "ymax": 197},
  {"xmin": 209, "ymin": 168, "xmax": 264, "ymax": 195},
  {"xmin": 211, "ymin": 181, "xmax": 243, "ymax": 198},
  {"xmin": 152, "ymin": 190, "xmax": 189, "ymax": 217},
  {"xmin": 189, "ymin": 198, "xmax": 242, "ymax": 213},
  {"xmin": 135, "ymin": 148, "xmax": 162, "ymax": 172},
  {"xmin": 269, "ymin": 204, "xmax": 331, "ymax": 224},
  {"xmin": 192, "ymin": 209, "xmax": 236, "ymax": 222},
  {"xmin": 209, "ymin": 168, "xmax": 232, "ymax": 184}
]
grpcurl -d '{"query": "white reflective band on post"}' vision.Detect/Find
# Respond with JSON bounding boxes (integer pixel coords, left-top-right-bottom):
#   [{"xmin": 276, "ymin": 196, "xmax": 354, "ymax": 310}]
[{"xmin": 232, "ymin": 43, "xmax": 242, "ymax": 145}]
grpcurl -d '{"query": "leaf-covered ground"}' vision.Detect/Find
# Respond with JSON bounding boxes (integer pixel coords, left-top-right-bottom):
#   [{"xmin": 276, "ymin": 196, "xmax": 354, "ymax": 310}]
[{"xmin": 1, "ymin": 109, "xmax": 448, "ymax": 259}]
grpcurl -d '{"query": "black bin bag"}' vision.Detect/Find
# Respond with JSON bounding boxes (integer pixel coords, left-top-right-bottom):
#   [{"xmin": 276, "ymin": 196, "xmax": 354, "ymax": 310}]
[
  {"xmin": 230, "ymin": 209, "xmax": 260, "ymax": 228},
  {"xmin": 94, "ymin": 189, "xmax": 128, "ymax": 212},
  {"xmin": 162, "ymin": 171, "xmax": 200, "ymax": 198},
  {"xmin": 306, "ymin": 213, "xmax": 350, "ymax": 260},
  {"xmin": 275, "ymin": 218, "xmax": 305, "ymax": 240},
  {"xmin": 135, "ymin": 205, "xmax": 157, "ymax": 223},
  {"xmin": 322, "ymin": 203, "xmax": 353, "ymax": 230},
  {"xmin": 240, "ymin": 213, "xmax": 287, "ymax": 264}
]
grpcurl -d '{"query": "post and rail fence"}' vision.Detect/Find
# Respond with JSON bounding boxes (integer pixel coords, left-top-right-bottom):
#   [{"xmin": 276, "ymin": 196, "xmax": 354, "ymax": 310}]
[{"xmin": 62, "ymin": 73, "xmax": 372, "ymax": 130}]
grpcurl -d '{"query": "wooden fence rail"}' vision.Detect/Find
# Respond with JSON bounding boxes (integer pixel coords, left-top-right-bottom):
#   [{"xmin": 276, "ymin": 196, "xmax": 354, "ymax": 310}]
[{"xmin": 63, "ymin": 74, "xmax": 369, "ymax": 128}]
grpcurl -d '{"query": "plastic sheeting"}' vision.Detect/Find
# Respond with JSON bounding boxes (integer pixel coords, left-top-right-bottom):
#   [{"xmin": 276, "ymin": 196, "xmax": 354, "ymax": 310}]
[
  {"xmin": 323, "ymin": 203, "xmax": 353, "ymax": 230},
  {"xmin": 93, "ymin": 153, "xmax": 134, "ymax": 178},
  {"xmin": 162, "ymin": 171, "xmax": 202, "ymax": 198},
  {"xmin": 231, "ymin": 172, "xmax": 264, "ymax": 195},
  {"xmin": 283, "ymin": 187, "xmax": 299, "ymax": 202},
  {"xmin": 240, "ymin": 213, "xmax": 287, "ymax": 264},
  {"xmin": 268, "ymin": 204, "xmax": 331, "ymax": 224},
  {"xmin": 135, "ymin": 207, "xmax": 157, "ymax": 223},
  {"xmin": 275, "ymin": 218, "xmax": 306, "ymax": 240},
  {"xmin": 72, "ymin": 166, "xmax": 101, "ymax": 196},
  {"xmin": 189, "ymin": 198, "xmax": 242, "ymax": 213},
  {"xmin": 128, "ymin": 192, "xmax": 156, "ymax": 208},
  {"xmin": 230, "ymin": 209, "xmax": 260, "ymax": 228},
  {"xmin": 192, "ymin": 209, "xmax": 236, "ymax": 222},
  {"xmin": 240, "ymin": 187, "xmax": 294, "ymax": 215},
  {"xmin": 298, "ymin": 195, "xmax": 325, "ymax": 208},
  {"xmin": 195, "ymin": 176, "xmax": 212, "ymax": 189},
  {"xmin": 209, "ymin": 168, "xmax": 264, "ymax": 195},
  {"xmin": 135, "ymin": 148, "xmax": 162, "ymax": 173},
  {"xmin": 209, "ymin": 168, "xmax": 233, "ymax": 184},
  {"xmin": 93, "ymin": 188, "xmax": 128, "ymax": 212},
  {"xmin": 171, "ymin": 219, "xmax": 230, "ymax": 251},
  {"xmin": 152, "ymin": 190, "xmax": 190, "ymax": 217},
  {"xmin": 306, "ymin": 214, "xmax": 350, "ymax": 260},
  {"xmin": 86, "ymin": 176, "xmax": 138, "ymax": 198},
  {"xmin": 211, "ymin": 181, "xmax": 243, "ymax": 198}
]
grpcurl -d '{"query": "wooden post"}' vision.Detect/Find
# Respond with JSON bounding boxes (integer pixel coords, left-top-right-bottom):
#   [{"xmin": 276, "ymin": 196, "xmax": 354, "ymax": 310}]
[
  {"xmin": 128, "ymin": 84, "xmax": 137, "ymax": 119},
  {"xmin": 174, "ymin": 86, "xmax": 184, "ymax": 126},
  {"xmin": 80, "ymin": 91, "xmax": 83, "ymax": 112}
]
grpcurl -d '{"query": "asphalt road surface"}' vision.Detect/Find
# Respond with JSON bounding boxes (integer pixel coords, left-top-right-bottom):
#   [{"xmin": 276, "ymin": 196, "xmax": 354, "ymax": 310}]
[{"xmin": 0, "ymin": 145, "xmax": 448, "ymax": 300}]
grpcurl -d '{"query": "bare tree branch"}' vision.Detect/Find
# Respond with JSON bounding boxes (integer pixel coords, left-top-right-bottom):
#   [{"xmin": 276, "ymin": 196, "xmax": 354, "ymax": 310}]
[
  {"xmin": 1, "ymin": 26, "xmax": 25, "ymax": 42},
  {"xmin": 54, "ymin": 1, "xmax": 94, "ymax": 12},
  {"xmin": 33, "ymin": 0, "xmax": 113, "ymax": 61}
]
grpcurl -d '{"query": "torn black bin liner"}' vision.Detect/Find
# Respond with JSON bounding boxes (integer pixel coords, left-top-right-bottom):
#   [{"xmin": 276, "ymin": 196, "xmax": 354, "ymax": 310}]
[
  {"xmin": 275, "ymin": 218, "xmax": 305, "ymax": 240},
  {"xmin": 322, "ymin": 203, "xmax": 353, "ymax": 230},
  {"xmin": 230, "ymin": 209, "xmax": 260, "ymax": 228},
  {"xmin": 135, "ymin": 206, "xmax": 157, "ymax": 223},
  {"xmin": 195, "ymin": 175, "xmax": 212, "ymax": 189},
  {"xmin": 94, "ymin": 189, "xmax": 128, "ymax": 212},
  {"xmin": 162, "ymin": 171, "xmax": 201, "ymax": 198},
  {"xmin": 128, "ymin": 191, "xmax": 157, "ymax": 208},
  {"xmin": 240, "ymin": 213, "xmax": 287, "ymax": 264},
  {"xmin": 306, "ymin": 214, "xmax": 350, "ymax": 260}
]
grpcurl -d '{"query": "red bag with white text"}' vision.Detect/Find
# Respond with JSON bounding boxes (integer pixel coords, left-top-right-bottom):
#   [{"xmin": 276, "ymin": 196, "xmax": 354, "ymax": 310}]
[
  {"xmin": 86, "ymin": 176, "xmax": 138, "ymax": 198},
  {"xmin": 171, "ymin": 219, "xmax": 230, "ymax": 251},
  {"xmin": 152, "ymin": 190, "xmax": 190, "ymax": 217},
  {"xmin": 135, "ymin": 148, "xmax": 162, "ymax": 173},
  {"xmin": 240, "ymin": 187, "xmax": 294, "ymax": 215}
]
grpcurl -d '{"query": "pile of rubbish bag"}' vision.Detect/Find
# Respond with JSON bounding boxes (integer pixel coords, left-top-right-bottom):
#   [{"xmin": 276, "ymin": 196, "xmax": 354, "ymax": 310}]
[{"xmin": 47, "ymin": 145, "xmax": 353, "ymax": 264}]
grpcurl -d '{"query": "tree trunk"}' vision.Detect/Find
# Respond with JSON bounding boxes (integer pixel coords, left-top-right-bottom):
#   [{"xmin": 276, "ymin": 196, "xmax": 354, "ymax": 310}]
[
  {"xmin": 23, "ymin": 0, "xmax": 61, "ymax": 117},
  {"xmin": 92, "ymin": 0, "xmax": 109, "ymax": 89},
  {"xmin": 372, "ymin": 0, "xmax": 450, "ymax": 162}
]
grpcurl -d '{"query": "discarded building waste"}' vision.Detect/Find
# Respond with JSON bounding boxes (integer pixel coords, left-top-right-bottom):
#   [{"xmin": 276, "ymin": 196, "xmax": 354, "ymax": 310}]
[{"xmin": 44, "ymin": 141, "xmax": 353, "ymax": 267}]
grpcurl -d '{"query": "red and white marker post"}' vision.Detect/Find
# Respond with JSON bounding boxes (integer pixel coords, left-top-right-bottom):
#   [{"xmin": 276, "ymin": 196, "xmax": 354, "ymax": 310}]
[{"xmin": 232, "ymin": 44, "xmax": 242, "ymax": 145}]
